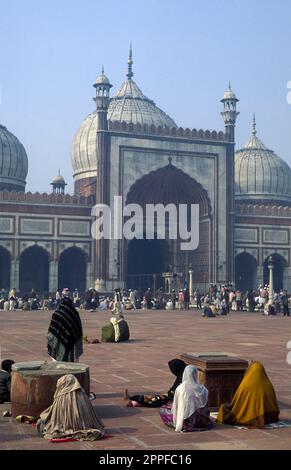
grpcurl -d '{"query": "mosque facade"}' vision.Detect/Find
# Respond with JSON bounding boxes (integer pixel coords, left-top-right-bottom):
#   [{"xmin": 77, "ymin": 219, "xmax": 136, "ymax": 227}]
[{"xmin": 1, "ymin": 50, "xmax": 291, "ymax": 295}]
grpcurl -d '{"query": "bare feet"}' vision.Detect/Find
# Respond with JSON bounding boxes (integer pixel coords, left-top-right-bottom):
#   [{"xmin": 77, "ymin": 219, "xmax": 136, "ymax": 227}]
[{"xmin": 123, "ymin": 389, "xmax": 133, "ymax": 406}]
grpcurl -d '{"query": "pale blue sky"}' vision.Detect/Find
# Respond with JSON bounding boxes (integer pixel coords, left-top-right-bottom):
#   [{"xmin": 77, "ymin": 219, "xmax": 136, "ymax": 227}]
[{"xmin": 1, "ymin": 0, "xmax": 291, "ymax": 193}]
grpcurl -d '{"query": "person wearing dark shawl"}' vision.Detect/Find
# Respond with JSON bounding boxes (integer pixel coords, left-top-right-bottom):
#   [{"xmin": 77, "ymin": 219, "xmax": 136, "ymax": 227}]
[
  {"xmin": 37, "ymin": 374, "xmax": 105, "ymax": 441},
  {"xmin": 47, "ymin": 297, "xmax": 83, "ymax": 362},
  {"xmin": 124, "ymin": 358, "xmax": 186, "ymax": 407}
]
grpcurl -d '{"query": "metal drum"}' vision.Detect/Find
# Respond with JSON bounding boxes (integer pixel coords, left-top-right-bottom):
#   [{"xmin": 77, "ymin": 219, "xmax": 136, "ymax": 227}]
[{"xmin": 11, "ymin": 361, "xmax": 90, "ymax": 418}]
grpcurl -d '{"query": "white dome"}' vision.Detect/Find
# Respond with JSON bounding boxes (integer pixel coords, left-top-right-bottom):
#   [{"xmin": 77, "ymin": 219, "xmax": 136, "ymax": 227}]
[
  {"xmin": 72, "ymin": 75, "xmax": 176, "ymax": 182},
  {"xmin": 235, "ymin": 123, "xmax": 291, "ymax": 204},
  {"xmin": 0, "ymin": 124, "xmax": 28, "ymax": 191}
]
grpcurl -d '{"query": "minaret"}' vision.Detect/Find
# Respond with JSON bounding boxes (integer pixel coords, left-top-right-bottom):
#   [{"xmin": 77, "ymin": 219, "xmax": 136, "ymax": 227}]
[
  {"xmin": 93, "ymin": 67, "xmax": 112, "ymax": 291},
  {"xmin": 51, "ymin": 170, "xmax": 67, "ymax": 194},
  {"xmin": 93, "ymin": 65, "xmax": 112, "ymax": 131},
  {"xmin": 220, "ymin": 83, "xmax": 239, "ymax": 286},
  {"xmin": 221, "ymin": 82, "xmax": 239, "ymax": 142}
]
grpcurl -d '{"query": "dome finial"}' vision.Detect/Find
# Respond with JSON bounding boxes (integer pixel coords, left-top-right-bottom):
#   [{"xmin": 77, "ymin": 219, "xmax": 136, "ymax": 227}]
[
  {"xmin": 228, "ymin": 81, "xmax": 232, "ymax": 90},
  {"xmin": 101, "ymin": 64, "xmax": 104, "ymax": 75},
  {"xmin": 127, "ymin": 43, "xmax": 133, "ymax": 80},
  {"xmin": 252, "ymin": 113, "xmax": 257, "ymax": 136}
]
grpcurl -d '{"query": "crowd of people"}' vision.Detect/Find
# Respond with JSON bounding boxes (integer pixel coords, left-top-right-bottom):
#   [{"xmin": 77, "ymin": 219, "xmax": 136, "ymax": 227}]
[{"xmin": 1, "ymin": 283, "xmax": 290, "ymax": 315}]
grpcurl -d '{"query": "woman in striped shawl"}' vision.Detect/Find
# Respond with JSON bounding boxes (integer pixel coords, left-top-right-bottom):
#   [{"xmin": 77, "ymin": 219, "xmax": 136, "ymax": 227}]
[{"xmin": 47, "ymin": 296, "xmax": 83, "ymax": 362}]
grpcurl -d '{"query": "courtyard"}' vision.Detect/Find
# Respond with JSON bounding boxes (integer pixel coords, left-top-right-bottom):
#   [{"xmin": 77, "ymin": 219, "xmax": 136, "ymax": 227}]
[{"xmin": 0, "ymin": 308, "xmax": 291, "ymax": 450}]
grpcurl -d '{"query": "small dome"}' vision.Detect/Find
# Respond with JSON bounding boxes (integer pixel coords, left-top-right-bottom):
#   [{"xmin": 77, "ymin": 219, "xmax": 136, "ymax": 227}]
[
  {"xmin": 235, "ymin": 119, "xmax": 291, "ymax": 204},
  {"xmin": 221, "ymin": 82, "xmax": 238, "ymax": 102},
  {"xmin": 51, "ymin": 173, "xmax": 66, "ymax": 184},
  {"xmin": 94, "ymin": 67, "xmax": 112, "ymax": 86},
  {"xmin": 0, "ymin": 124, "xmax": 28, "ymax": 191}
]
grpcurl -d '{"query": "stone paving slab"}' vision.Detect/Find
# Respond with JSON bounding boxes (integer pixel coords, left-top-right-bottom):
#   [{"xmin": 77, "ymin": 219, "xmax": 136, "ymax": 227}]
[{"xmin": 0, "ymin": 309, "xmax": 291, "ymax": 450}]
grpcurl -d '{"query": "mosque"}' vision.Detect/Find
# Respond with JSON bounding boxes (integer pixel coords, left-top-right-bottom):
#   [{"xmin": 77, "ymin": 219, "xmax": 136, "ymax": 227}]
[{"xmin": 1, "ymin": 49, "xmax": 291, "ymax": 295}]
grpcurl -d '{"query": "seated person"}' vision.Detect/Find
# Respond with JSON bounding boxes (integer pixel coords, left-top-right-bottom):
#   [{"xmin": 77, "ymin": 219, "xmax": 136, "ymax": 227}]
[
  {"xmin": 0, "ymin": 359, "xmax": 15, "ymax": 403},
  {"xmin": 37, "ymin": 374, "xmax": 105, "ymax": 440},
  {"xmin": 124, "ymin": 359, "xmax": 186, "ymax": 407},
  {"xmin": 101, "ymin": 315, "xmax": 130, "ymax": 342},
  {"xmin": 202, "ymin": 305, "xmax": 216, "ymax": 317},
  {"xmin": 159, "ymin": 365, "xmax": 212, "ymax": 432},
  {"xmin": 217, "ymin": 361, "xmax": 280, "ymax": 427}
]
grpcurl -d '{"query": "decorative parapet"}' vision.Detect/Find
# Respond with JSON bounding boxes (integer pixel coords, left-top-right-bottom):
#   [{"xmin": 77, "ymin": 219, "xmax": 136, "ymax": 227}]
[
  {"xmin": 236, "ymin": 202, "xmax": 291, "ymax": 217},
  {"xmin": 108, "ymin": 120, "xmax": 228, "ymax": 142},
  {"xmin": 0, "ymin": 190, "xmax": 94, "ymax": 206}
]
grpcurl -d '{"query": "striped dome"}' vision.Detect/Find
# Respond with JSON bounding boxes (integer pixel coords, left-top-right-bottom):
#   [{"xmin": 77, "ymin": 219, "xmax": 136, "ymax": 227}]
[
  {"xmin": 0, "ymin": 124, "xmax": 28, "ymax": 191},
  {"xmin": 235, "ymin": 121, "xmax": 291, "ymax": 204}
]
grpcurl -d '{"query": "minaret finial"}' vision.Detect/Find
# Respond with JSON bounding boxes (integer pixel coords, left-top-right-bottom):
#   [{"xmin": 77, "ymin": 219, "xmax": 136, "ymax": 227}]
[
  {"xmin": 101, "ymin": 64, "xmax": 104, "ymax": 75},
  {"xmin": 228, "ymin": 81, "xmax": 231, "ymax": 90},
  {"xmin": 58, "ymin": 168, "xmax": 60, "ymax": 176},
  {"xmin": 127, "ymin": 43, "xmax": 133, "ymax": 80},
  {"xmin": 252, "ymin": 113, "xmax": 257, "ymax": 135}
]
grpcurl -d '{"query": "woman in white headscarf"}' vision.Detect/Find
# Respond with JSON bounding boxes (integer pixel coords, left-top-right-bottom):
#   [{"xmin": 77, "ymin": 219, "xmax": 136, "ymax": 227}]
[
  {"xmin": 37, "ymin": 374, "xmax": 105, "ymax": 441},
  {"xmin": 159, "ymin": 365, "xmax": 212, "ymax": 432}
]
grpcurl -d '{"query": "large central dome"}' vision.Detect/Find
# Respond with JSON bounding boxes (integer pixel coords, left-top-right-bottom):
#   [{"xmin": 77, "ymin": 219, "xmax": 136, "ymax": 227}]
[
  {"xmin": 71, "ymin": 51, "xmax": 176, "ymax": 188},
  {"xmin": 107, "ymin": 76, "xmax": 176, "ymax": 127},
  {"xmin": 235, "ymin": 117, "xmax": 291, "ymax": 204}
]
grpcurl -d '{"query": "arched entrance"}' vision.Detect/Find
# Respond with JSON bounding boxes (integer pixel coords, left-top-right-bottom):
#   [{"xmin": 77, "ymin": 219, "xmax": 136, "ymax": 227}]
[
  {"xmin": 19, "ymin": 246, "xmax": 49, "ymax": 294},
  {"xmin": 235, "ymin": 252, "xmax": 257, "ymax": 292},
  {"xmin": 127, "ymin": 238, "xmax": 170, "ymax": 293},
  {"xmin": 263, "ymin": 253, "xmax": 287, "ymax": 292},
  {"xmin": 0, "ymin": 247, "xmax": 11, "ymax": 289},
  {"xmin": 124, "ymin": 161, "xmax": 212, "ymax": 290},
  {"xmin": 58, "ymin": 247, "xmax": 87, "ymax": 293}
]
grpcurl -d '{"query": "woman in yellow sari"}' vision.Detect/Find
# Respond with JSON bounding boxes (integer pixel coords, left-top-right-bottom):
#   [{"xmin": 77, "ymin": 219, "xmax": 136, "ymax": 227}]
[{"xmin": 217, "ymin": 361, "xmax": 280, "ymax": 428}]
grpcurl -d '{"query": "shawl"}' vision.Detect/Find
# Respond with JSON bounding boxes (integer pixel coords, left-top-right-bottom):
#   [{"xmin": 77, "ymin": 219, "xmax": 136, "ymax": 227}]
[
  {"xmin": 38, "ymin": 374, "xmax": 105, "ymax": 440},
  {"xmin": 217, "ymin": 361, "xmax": 280, "ymax": 427},
  {"xmin": 172, "ymin": 365, "xmax": 208, "ymax": 432},
  {"xmin": 167, "ymin": 359, "xmax": 187, "ymax": 397},
  {"xmin": 47, "ymin": 297, "xmax": 83, "ymax": 361}
]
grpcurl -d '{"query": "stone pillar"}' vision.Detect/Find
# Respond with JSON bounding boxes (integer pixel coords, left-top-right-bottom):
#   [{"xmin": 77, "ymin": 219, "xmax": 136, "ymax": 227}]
[
  {"xmin": 49, "ymin": 261, "xmax": 58, "ymax": 294},
  {"xmin": 256, "ymin": 266, "xmax": 264, "ymax": 288},
  {"xmin": 10, "ymin": 260, "xmax": 19, "ymax": 291},
  {"xmin": 86, "ymin": 262, "xmax": 94, "ymax": 290},
  {"xmin": 188, "ymin": 268, "xmax": 193, "ymax": 304},
  {"xmin": 267, "ymin": 256, "xmax": 274, "ymax": 305},
  {"xmin": 283, "ymin": 267, "xmax": 291, "ymax": 293}
]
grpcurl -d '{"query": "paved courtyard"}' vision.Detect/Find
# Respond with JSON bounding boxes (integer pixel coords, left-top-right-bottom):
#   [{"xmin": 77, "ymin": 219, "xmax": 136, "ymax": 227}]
[{"xmin": 0, "ymin": 308, "xmax": 291, "ymax": 450}]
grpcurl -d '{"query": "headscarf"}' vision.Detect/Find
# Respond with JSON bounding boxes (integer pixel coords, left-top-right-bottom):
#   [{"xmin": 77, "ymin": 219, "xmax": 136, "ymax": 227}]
[
  {"xmin": 217, "ymin": 361, "xmax": 280, "ymax": 427},
  {"xmin": 110, "ymin": 317, "xmax": 120, "ymax": 342},
  {"xmin": 172, "ymin": 365, "xmax": 208, "ymax": 432},
  {"xmin": 167, "ymin": 359, "xmax": 187, "ymax": 396},
  {"xmin": 38, "ymin": 374, "xmax": 105, "ymax": 440},
  {"xmin": 48, "ymin": 297, "xmax": 83, "ymax": 360}
]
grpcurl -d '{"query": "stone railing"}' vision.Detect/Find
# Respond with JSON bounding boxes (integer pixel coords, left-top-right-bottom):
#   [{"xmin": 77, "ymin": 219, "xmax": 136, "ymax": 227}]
[
  {"xmin": 0, "ymin": 190, "xmax": 94, "ymax": 206},
  {"xmin": 108, "ymin": 120, "xmax": 228, "ymax": 142},
  {"xmin": 236, "ymin": 202, "xmax": 291, "ymax": 217}
]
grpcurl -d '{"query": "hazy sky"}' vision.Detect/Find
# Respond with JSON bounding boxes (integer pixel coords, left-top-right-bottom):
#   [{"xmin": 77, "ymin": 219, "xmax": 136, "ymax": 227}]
[{"xmin": 1, "ymin": 0, "xmax": 291, "ymax": 193}]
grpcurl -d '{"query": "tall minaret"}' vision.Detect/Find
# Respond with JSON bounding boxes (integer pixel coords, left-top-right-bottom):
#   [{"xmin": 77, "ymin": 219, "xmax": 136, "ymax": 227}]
[
  {"xmin": 221, "ymin": 82, "xmax": 239, "ymax": 142},
  {"xmin": 93, "ymin": 65, "xmax": 112, "ymax": 130},
  {"xmin": 93, "ymin": 67, "xmax": 112, "ymax": 291},
  {"xmin": 220, "ymin": 83, "xmax": 239, "ymax": 286}
]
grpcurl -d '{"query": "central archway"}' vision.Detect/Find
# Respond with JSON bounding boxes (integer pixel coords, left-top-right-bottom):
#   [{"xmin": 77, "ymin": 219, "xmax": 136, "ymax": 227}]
[
  {"xmin": 127, "ymin": 238, "xmax": 170, "ymax": 293},
  {"xmin": 235, "ymin": 252, "xmax": 257, "ymax": 292},
  {"xmin": 0, "ymin": 247, "xmax": 11, "ymax": 290},
  {"xmin": 19, "ymin": 246, "xmax": 49, "ymax": 295},
  {"xmin": 124, "ymin": 161, "xmax": 212, "ymax": 289},
  {"xmin": 58, "ymin": 247, "xmax": 87, "ymax": 293}
]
